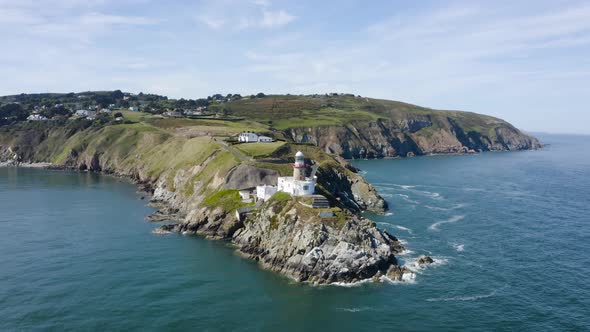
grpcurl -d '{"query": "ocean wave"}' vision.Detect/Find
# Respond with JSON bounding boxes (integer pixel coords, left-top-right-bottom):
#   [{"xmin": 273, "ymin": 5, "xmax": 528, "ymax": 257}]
[
  {"xmin": 374, "ymin": 183, "xmax": 417, "ymax": 190},
  {"xmin": 397, "ymin": 248, "xmax": 414, "ymax": 256},
  {"xmin": 408, "ymin": 189, "xmax": 443, "ymax": 200},
  {"xmin": 426, "ymin": 289, "xmax": 499, "ymax": 302},
  {"xmin": 384, "ymin": 212, "xmax": 394, "ymax": 216},
  {"xmin": 336, "ymin": 306, "xmax": 376, "ymax": 312},
  {"xmin": 394, "ymin": 225, "xmax": 413, "ymax": 234},
  {"xmin": 424, "ymin": 203, "xmax": 467, "ymax": 211},
  {"xmin": 428, "ymin": 215, "xmax": 465, "ymax": 231},
  {"xmin": 452, "ymin": 243, "xmax": 465, "ymax": 252},
  {"xmin": 395, "ymin": 194, "xmax": 419, "ymax": 204},
  {"xmin": 329, "ymin": 278, "xmax": 373, "ymax": 287},
  {"xmin": 404, "ymin": 256, "xmax": 449, "ymax": 271},
  {"xmin": 380, "ymin": 273, "xmax": 417, "ymax": 285}
]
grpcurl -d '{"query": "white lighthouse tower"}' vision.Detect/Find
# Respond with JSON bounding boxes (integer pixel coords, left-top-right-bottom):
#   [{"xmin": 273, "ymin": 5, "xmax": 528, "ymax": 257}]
[
  {"xmin": 293, "ymin": 151, "xmax": 306, "ymax": 180},
  {"xmin": 277, "ymin": 151, "xmax": 316, "ymax": 196}
]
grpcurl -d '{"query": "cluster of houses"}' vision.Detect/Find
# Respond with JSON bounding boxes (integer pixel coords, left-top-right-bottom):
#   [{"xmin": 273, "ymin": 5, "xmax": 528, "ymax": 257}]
[
  {"xmin": 238, "ymin": 131, "xmax": 273, "ymax": 143},
  {"xmin": 163, "ymin": 107, "xmax": 207, "ymax": 118}
]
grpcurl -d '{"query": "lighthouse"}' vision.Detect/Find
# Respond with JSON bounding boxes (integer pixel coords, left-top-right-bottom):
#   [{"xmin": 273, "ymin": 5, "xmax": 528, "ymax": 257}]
[
  {"xmin": 293, "ymin": 151, "xmax": 306, "ymax": 180},
  {"xmin": 275, "ymin": 151, "xmax": 316, "ymax": 196}
]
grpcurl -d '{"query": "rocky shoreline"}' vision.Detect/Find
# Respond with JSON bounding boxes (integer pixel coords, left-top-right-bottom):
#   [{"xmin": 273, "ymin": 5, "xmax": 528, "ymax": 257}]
[{"xmin": 0, "ymin": 158, "xmax": 418, "ymax": 285}]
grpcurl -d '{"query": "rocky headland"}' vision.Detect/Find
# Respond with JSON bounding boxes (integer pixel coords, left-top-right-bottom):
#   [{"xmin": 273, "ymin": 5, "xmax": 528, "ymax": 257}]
[{"xmin": 0, "ymin": 93, "xmax": 542, "ymax": 285}]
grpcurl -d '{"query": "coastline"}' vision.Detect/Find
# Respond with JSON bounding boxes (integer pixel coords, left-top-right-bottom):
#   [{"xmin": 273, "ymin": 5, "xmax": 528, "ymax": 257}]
[{"xmin": 0, "ymin": 160, "xmax": 436, "ymax": 286}]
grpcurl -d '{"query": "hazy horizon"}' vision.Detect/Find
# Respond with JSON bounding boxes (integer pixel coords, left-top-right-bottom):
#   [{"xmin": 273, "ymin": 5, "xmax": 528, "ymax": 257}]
[{"xmin": 1, "ymin": 0, "xmax": 589, "ymax": 134}]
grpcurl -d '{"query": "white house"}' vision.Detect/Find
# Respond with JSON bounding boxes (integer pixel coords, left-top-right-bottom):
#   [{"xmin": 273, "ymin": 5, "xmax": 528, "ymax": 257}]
[
  {"xmin": 239, "ymin": 190, "xmax": 251, "ymax": 200},
  {"xmin": 256, "ymin": 185, "xmax": 277, "ymax": 201},
  {"xmin": 239, "ymin": 132, "xmax": 259, "ymax": 142},
  {"xmin": 257, "ymin": 136, "xmax": 273, "ymax": 143},
  {"xmin": 129, "ymin": 106, "xmax": 139, "ymax": 112},
  {"xmin": 75, "ymin": 110, "xmax": 90, "ymax": 117},
  {"xmin": 27, "ymin": 114, "xmax": 48, "ymax": 121}
]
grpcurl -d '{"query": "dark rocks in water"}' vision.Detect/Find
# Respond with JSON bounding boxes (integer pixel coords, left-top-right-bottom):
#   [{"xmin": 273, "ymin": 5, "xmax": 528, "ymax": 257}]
[
  {"xmin": 417, "ymin": 255, "xmax": 434, "ymax": 265},
  {"xmin": 386, "ymin": 265, "xmax": 414, "ymax": 281},
  {"xmin": 145, "ymin": 208, "xmax": 181, "ymax": 222}
]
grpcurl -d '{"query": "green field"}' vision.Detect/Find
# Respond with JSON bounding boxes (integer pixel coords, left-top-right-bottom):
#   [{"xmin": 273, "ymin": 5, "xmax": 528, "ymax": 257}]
[{"xmin": 234, "ymin": 142, "xmax": 286, "ymax": 157}]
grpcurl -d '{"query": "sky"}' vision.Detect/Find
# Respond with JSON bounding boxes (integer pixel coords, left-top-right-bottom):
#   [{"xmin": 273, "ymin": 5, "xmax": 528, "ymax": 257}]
[{"xmin": 1, "ymin": 0, "xmax": 589, "ymax": 134}]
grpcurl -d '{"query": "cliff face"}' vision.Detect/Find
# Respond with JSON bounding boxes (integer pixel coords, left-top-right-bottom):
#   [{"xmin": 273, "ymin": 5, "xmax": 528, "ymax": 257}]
[
  {"xmin": 0, "ymin": 122, "xmax": 407, "ymax": 284},
  {"xmin": 158, "ymin": 188, "xmax": 405, "ymax": 284},
  {"xmin": 284, "ymin": 116, "xmax": 541, "ymax": 159}
]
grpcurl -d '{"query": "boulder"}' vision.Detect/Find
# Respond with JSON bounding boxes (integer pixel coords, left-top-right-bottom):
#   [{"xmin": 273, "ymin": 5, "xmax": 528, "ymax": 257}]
[{"xmin": 417, "ymin": 255, "xmax": 434, "ymax": 265}]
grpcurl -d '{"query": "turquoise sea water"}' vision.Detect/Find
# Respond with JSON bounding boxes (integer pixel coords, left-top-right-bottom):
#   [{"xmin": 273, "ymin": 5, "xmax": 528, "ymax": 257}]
[{"xmin": 1, "ymin": 133, "xmax": 589, "ymax": 331}]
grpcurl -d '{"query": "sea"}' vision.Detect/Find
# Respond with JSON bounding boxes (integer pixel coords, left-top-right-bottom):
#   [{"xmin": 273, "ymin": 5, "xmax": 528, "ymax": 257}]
[{"xmin": 0, "ymin": 133, "xmax": 589, "ymax": 331}]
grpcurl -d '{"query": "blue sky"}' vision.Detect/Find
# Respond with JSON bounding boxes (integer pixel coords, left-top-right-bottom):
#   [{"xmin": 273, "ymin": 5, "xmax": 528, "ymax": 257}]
[{"xmin": 1, "ymin": 0, "xmax": 589, "ymax": 134}]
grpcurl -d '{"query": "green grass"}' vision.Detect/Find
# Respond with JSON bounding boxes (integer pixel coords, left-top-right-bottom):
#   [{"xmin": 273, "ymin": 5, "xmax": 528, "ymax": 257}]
[
  {"xmin": 202, "ymin": 189, "xmax": 250, "ymax": 212},
  {"xmin": 270, "ymin": 191, "xmax": 292, "ymax": 202},
  {"xmin": 234, "ymin": 141, "xmax": 285, "ymax": 157},
  {"xmin": 120, "ymin": 110, "xmax": 155, "ymax": 122}
]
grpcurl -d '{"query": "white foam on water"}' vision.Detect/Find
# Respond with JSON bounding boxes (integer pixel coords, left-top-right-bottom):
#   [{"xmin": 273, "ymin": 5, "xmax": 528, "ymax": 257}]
[
  {"xmin": 337, "ymin": 306, "xmax": 375, "ymax": 313},
  {"xmin": 452, "ymin": 243, "xmax": 465, "ymax": 252},
  {"xmin": 380, "ymin": 274, "xmax": 417, "ymax": 285},
  {"xmin": 373, "ymin": 183, "xmax": 417, "ymax": 190},
  {"xmin": 428, "ymin": 215, "xmax": 465, "ymax": 231},
  {"xmin": 329, "ymin": 277, "xmax": 373, "ymax": 287},
  {"xmin": 393, "ymin": 225, "xmax": 413, "ymax": 234},
  {"xmin": 397, "ymin": 248, "xmax": 414, "ymax": 256},
  {"xmin": 395, "ymin": 194, "xmax": 419, "ymax": 204},
  {"xmin": 426, "ymin": 289, "xmax": 500, "ymax": 302},
  {"xmin": 425, "ymin": 203, "xmax": 467, "ymax": 211},
  {"xmin": 405, "ymin": 256, "xmax": 449, "ymax": 271},
  {"xmin": 384, "ymin": 212, "xmax": 394, "ymax": 216}
]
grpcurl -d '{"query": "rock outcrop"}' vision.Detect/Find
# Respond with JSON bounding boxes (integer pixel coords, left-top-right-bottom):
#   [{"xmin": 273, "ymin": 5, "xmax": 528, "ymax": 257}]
[
  {"xmin": 284, "ymin": 116, "xmax": 541, "ymax": 159},
  {"xmin": 161, "ymin": 195, "xmax": 405, "ymax": 284},
  {"xmin": 224, "ymin": 164, "xmax": 278, "ymax": 190},
  {"xmin": 417, "ymin": 255, "xmax": 434, "ymax": 265}
]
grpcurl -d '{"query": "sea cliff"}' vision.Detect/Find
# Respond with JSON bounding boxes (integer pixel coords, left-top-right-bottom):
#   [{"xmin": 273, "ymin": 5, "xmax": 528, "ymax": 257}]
[
  {"xmin": 0, "ymin": 96, "xmax": 541, "ymax": 284},
  {"xmin": 0, "ymin": 121, "xmax": 409, "ymax": 284}
]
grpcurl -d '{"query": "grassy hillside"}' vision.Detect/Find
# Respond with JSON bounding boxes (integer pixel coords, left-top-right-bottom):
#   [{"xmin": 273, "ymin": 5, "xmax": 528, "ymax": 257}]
[{"xmin": 208, "ymin": 94, "xmax": 507, "ymax": 133}]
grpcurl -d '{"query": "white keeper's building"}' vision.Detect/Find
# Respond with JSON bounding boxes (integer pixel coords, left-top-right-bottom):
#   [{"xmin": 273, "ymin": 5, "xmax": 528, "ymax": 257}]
[{"xmin": 256, "ymin": 151, "xmax": 316, "ymax": 200}]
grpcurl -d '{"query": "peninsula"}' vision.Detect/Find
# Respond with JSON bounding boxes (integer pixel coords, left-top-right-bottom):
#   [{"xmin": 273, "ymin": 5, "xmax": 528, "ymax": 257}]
[{"xmin": 0, "ymin": 91, "xmax": 541, "ymax": 284}]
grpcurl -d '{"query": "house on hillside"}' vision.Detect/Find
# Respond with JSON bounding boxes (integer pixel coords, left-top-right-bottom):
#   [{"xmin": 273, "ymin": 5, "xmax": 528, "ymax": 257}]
[
  {"xmin": 238, "ymin": 132, "xmax": 274, "ymax": 143},
  {"xmin": 129, "ymin": 106, "xmax": 139, "ymax": 112},
  {"xmin": 75, "ymin": 110, "xmax": 90, "ymax": 117},
  {"xmin": 27, "ymin": 114, "xmax": 48, "ymax": 121},
  {"xmin": 164, "ymin": 110, "xmax": 183, "ymax": 118},
  {"xmin": 257, "ymin": 136, "xmax": 273, "ymax": 143},
  {"xmin": 239, "ymin": 132, "xmax": 259, "ymax": 142}
]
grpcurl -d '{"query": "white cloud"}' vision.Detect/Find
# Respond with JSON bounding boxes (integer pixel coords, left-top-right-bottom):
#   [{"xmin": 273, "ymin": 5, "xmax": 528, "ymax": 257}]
[
  {"xmin": 252, "ymin": 0, "xmax": 270, "ymax": 6},
  {"xmin": 197, "ymin": 15, "xmax": 226, "ymax": 29},
  {"xmin": 195, "ymin": 1, "xmax": 295, "ymax": 30},
  {"xmin": 261, "ymin": 10, "xmax": 295, "ymax": 27},
  {"xmin": 78, "ymin": 12, "xmax": 158, "ymax": 25}
]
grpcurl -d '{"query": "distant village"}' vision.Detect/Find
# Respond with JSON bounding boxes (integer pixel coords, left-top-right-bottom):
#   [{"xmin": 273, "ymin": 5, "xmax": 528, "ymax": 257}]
[{"xmin": 0, "ymin": 91, "xmax": 271, "ymax": 125}]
